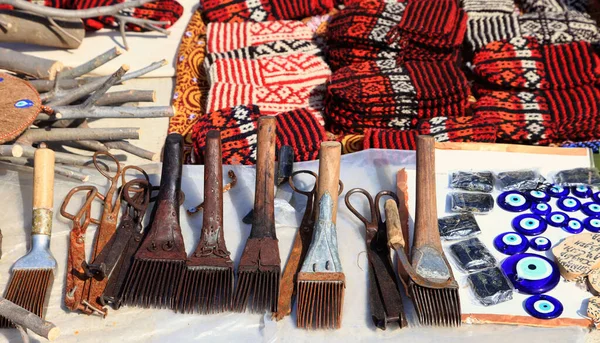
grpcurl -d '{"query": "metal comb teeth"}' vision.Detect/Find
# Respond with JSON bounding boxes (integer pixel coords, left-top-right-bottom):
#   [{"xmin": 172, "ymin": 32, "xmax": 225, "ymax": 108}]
[
  {"xmin": 0, "ymin": 269, "xmax": 54, "ymax": 328},
  {"xmin": 296, "ymin": 275, "xmax": 345, "ymax": 329},
  {"xmin": 121, "ymin": 260, "xmax": 186, "ymax": 309},
  {"xmin": 233, "ymin": 270, "xmax": 280, "ymax": 313},
  {"xmin": 411, "ymin": 284, "xmax": 461, "ymax": 327},
  {"xmin": 177, "ymin": 267, "xmax": 234, "ymax": 314}
]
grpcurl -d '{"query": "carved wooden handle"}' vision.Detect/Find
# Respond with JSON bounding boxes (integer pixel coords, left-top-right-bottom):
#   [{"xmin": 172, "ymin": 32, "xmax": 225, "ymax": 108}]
[
  {"xmin": 315, "ymin": 142, "xmax": 341, "ymax": 224},
  {"xmin": 251, "ymin": 116, "xmax": 277, "ymax": 239},
  {"xmin": 33, "ymin": 146, "xmax": 55, "ymax": 210},
  {"xmin": 385, "ymin": 199, "xmax": 405, "ymax": 250}
]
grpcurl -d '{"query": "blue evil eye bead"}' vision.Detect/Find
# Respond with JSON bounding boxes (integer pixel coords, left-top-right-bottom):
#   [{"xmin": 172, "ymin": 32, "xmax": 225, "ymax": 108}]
[
  {"xmin": 501, "ymin": 253, "xmax": 560, "ymax": 294},
  {"xmin": 562, "ymin": 218, "xmax": 584, "ymax": 234},
  {"xmin": 512, "ymin": 213, "xmax": 547, "ymax": 236},
  {"xmin": 494, "ymin": 232, "xmax": 529, "ymax": 255},
  {"xmin": 524, "ymin": 295, "xmax": 563, "ymax": 319},
  {"xmin": 556, "ymin": 196, "xmax": 581, "ymax": 212},
  {"xmin": 0, "ymin": 77, "xmax": 4, "ymax": 82},
  {"xmin": 546, "ymin": 212, "xmax": 569, "ymax": 227},
  {"xmin": 547, "ymin": 185, "xmax": 569, "ymax": 198},
  {"xmin": 582, "ymin": 202, "xmax": 600, "ymax": 217},
  {"xmin": 497, "ymin": 191, "xmax": 531, "ymax": 212},
  {"xmin": 531, "ymin": 202, "xmax": 552, "ymax": 216},
  {"xmin": 525, "ymin": 190, "xmax": 550, "ymax": 203},
  {"xmin": 14, "ymin": 99, "xmax": 34, "ymax": 109},
  {"xmin": 529, "ymin": 236, "xmax": 551, "ymax": 251},
  {"xmin": 572, "ymin": 185, "xmax": 593, "ymax": 198},
  {"xmin": 584, "ymin": 217, "xmax": 600, "ymax": 233},
  {"xmin": 593, "ymin": 191, "xmax": 600, "ymax": 203}
]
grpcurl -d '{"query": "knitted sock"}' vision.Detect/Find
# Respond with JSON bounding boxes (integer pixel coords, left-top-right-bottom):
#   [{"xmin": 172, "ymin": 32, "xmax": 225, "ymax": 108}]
[
  {"xmin": 206, "ymin": 52, "xmax": 330, "ymax": 87},
  {"xmin": 517, "ymin": 0, "xmax": 589, "ymax": 13},
  {"xmin": 363, "ymin": 116, "xmax": 498, "ymax": 150},
  {"xmin": 200, "ymin": 0, "xmax": 334, "ymax": 23},
  {"xmin": 466, "ymin": 12, "xmax": 600, "ymax": 52},
  {"xmin": 206, "ymin": 82, "xmax": 325, "ymax": 118},
  {"xmin": 473, "ymin": 37, "xmax": 600, "ymax": 90},
  {"xmin": 206, "ymin": 20, "xmax": 314, "ymax": 53},
  {"xmin": 204, "ymin": 39, "xmax": 321, "ymax": 70},
  {"xmin": 0, "ymin": 0, "xmax": 68, "ymax": 11},
  {"xmin": 461, "ymin": 0, "xmax": 515, "ymax": 15},
  {"xmin": 192, "ymin": 105, "xmax": 326, "ymax": 164},
  {"xmin": 70, "ymin": 0, "xmax": 183, "ymax": 31}
]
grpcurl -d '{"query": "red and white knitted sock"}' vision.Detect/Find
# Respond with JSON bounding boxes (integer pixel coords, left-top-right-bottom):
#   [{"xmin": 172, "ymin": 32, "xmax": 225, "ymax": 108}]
[
  {"xmin": 206, "ymin": 20, "xmax": 314, "ymax": 53},
  {"xmin": 200, "ymin": 0, "xmax": 334, "ymax": 23}
]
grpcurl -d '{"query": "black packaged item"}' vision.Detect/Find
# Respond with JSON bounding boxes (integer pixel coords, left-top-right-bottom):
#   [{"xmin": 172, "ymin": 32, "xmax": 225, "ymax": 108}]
[
  {"xmin": 448, "ymin": 192, "xmax": 494, "ymax": 214},
  {"xmin": 450, "ymin": 171, "xmax": 494, "ymax": 193},
  {"xmin": 438, "ymin": 213, "xmax": 481, "ymax": 240},
  {"xmin": 496, "ymin": 170, "xmax": 546, "ymax": 191},
  {"xmin": 449, "ymin": 238, "xmax": 496, "ymax": 273},
  {"xmin": 553, "ymin": 168, "xmax": 600, "ymax": 186},
  {"xmin": 468, "ymin": 267, "xmax": 513, "ymax": 306}
]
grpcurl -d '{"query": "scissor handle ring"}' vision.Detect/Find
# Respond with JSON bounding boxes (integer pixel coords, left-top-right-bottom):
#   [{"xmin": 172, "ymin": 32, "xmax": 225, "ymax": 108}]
[
  {"xmin": 93, "ymin": 151, "xmax": 121, "ymax": 180},
  {"xmin": 60, "ymin": 186, "xmax": 102, "ymax": 225},
  {"xmin": 344, "ymin": 188, "xmax": 375, "ymax": 227}
]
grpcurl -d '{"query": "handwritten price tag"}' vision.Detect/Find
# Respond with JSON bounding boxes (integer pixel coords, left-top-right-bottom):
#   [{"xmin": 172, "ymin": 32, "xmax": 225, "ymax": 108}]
[{"xmin": 552, "ymin": 233, "xmax": 600, "ymax": 281}]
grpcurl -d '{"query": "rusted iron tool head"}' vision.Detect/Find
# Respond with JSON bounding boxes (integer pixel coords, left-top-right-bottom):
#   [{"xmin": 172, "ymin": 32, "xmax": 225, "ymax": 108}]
[
  {"xmin": 274, "ymin": 171, "xmax": 343, "ymax": 321},
  {"xmin": 177, "ymin": 130, "xmax": 234, "ymax": 314},
  {"xmin": 122, "ymin": 133, "xmax": 188, "ymax": 310},
  {"xmin": 394, "ymin": 135, "xmax": 461, "ymax": 326},
  {"xmin": 296, "ymin": 142, "xmax": 345, "ymax": 330},
  {"xmin": 1, "ymin": 147, "xmax": 58, "ymax": 327},
  {"xmin": 233, "ymin": 117, "xmax": 281, "ymax": 313},
  {"xmin": 345, "ymin": 189, "xmax": 406, "ymax": 330},
  {"xmin": 187, "ymin": 170, "xmax": 237, "ymax": 215}
]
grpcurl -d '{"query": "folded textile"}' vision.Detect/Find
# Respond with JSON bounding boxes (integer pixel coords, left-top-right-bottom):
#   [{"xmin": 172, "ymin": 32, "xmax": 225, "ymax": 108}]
[
  {"xmin": 466, "ymin": 11, "xmax": 600, "ymax": 51},
  {"xmin": 363, "ymin": 116, "xmax": 498, "ymax": 150},
  {"xmin": 461, "ymin": 0, "xmax": 515, "ymax": 15},
  {"xmin": 473, "ymin": 86, "xmax": 600, "ymax": 144},
  {"xmin": 192, "ymin": 105, "xmax": 326, "ymax": 164},
  {"xmin": 206, "ymin": 20, "xmax": 314, "ymax": 53},
  {"xmin": 206, "ymin": 82, "xmax": 325, "ymax": 118},
  {"xmin": 516, "ymin": 0, "xmax": 589, "ymax": 13},
  {"xmin": 473, "ymin": 37, "xmax": 600, "ymax": 90},
  {"xmin": 206, "ymin": 52, "xmax": 330, "ymax": 87},
  {"xmin": 200, "ymin": 0, "xmax": 334, "ymax": 23}
]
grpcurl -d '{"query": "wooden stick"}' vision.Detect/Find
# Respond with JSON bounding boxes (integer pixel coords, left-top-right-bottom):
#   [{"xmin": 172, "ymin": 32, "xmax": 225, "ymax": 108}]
[
  {"xmin": 104, "ymin": 140, "xmax": 159, "ymax": 161},
  {"xmin": 82, "ymin": 65, "xmax": 129, "ymax": 108},
  {"xmin": 94, "ymin": 90, "xmax": 155, "ymax": 106},
  {"xmin": 0, "ymin": 296, "xmax": 60, "ymax": 341},
  {"xmin": 16, "ymin": 144, "xmax": 93, "ymax": 167},
  {"xmin": 0, "ymin": 47, "xmax": 63, "ymax": 80},
  {"xmin": 58, "ymin": 47, "xmax": 122, "ymax": 80},
  {"xmin": 121, "ymin": 60, "xmax": 167, "ymax": 81},
  {"xmin": 3, "ymin": 0, "xmax": 156, "ymax": 18},
  {"xmin": 0, "ymin": 156, "xmax": 89, "ymax": 181},
  {"xmin": 31, "ymin": 79, "xmax": 84, "ymax": 93},
  {"xmin": 114, "ymin": 15, "xmax": 170, "ymax": 50},
  {"xmin": 0, "ymin": 145, "xmax": 14, "ymax": 156},
  {"xmin": 61, "ymin": 140, "xmax": 108, "ymax": 152},
  {"xmin": 42, "ymin": 105, "xmax": 173, "ymax": 120},
  {"xmin": 16, "ymin": 128, "xmax": 140, "ymax": 144},
  {"xmin": 0, "ymin": 11, "xmax": 84, "ymax": 49}
]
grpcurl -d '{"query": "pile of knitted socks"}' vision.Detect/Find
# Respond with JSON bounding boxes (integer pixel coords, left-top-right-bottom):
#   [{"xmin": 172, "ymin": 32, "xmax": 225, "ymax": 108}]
[
  {"xmin": 199, "ymin": 0, "xmax": 334, "ymax": 23},
  {"xmin": 465, "ymin": 0, "xmax": 600, "ymax": 145},
  {"xmin": 192, "ymin": 20, "xmax": 330, "ymax": 163}
]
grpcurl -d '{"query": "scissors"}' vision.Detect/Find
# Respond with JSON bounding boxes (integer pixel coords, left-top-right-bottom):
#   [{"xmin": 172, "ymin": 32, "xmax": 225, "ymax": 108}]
[
  {"xmin": 274, "ymin": 170, "xmax": 343, "ymax": 321},
  {"xmin": 345, "ymin": 188, "xmax": 407, "ymax": 330}
]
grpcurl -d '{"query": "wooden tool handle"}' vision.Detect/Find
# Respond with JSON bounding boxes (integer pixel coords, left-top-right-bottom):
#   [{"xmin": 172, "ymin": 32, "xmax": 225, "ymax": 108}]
[
  {"xmin": 158, "ymin": 133, "xmax": 183, "ymax": 206},
  {"xmin": 199, "ymin": 130, "xmax": 224, "ymax": 247},
  {"xmin": 250, "ymin": 116, "xmax": 277, "ymax": 239},
  {"xmin": 413, "ymin": 135, "xmax": 442, "ymax": 250},
  {"xmin": 385, "ymin": 199, "xmax": 405, "ymax": 250},
  {"xmin": 315, "ymin": 142, "xmax": 341, "ymax": 223},
  {"xmin": 33, "ymin": 146, "xmax": 55, "ymax": 210}
]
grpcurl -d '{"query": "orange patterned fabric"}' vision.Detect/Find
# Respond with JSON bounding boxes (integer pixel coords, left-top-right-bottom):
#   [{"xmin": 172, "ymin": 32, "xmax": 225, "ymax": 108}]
[{"xmin": 169, "ymin": 10, "xmax": 208, "ymax": 163}]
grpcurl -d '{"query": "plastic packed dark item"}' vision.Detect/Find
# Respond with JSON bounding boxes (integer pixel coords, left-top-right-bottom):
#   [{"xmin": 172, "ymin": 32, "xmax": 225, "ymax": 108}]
[
  {"xmin": 468, "ymin": 267, "xmax": 513, "ymax": 306},
  {"xmin": 448, "ymin": 192, "xmax": 494, "ymax": 214},
  {"xmin": 449, "ymin": 238, "xmax": 497, "ymax": 273},
  {"xmin": 438, "ymin": 213, "xmax": 481, "ymax": 240},
  {"xmin": 449, "ymin": 171, "xmax": 494, "ymax": 193},
  {"xmin": 553, "ymin": 168, "xmax": 600, "ymax": 186},
  {"xmin": 495, "ymin": 170, "xmax": 546, "ymax": 191}
]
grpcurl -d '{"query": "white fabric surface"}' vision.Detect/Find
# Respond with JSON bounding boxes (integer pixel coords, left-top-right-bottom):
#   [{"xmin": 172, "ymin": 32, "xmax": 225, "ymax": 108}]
[
  {"xmin": 1, "ymin": 0, "xmax": 200, "ymax": 77},
  {"xmin": 0, "ymin": 148, "xmax": 592, "ymax": 342}
]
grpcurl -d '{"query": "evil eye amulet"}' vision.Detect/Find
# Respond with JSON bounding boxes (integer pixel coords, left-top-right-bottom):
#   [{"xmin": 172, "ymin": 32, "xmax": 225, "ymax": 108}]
[
  {"xmin": 501, "ymin": 253, "xmax": 560, "ymax": 294},
  {"xmin": 572, "ymin": 185, "xmax": 593, "ymax": 198},
  {"xmin": 547, "ymin": 185, "xmax": 569, "ymax": 198},
  {"xmin": 531, "ymin": 202, "xmax": 552, "ymax": 216},
  {"xmin": 497, "ymin": 191, "xmax": 531, "ymax": 212},
  {"xmin": 14, "ymin": 99, "xmax": 34, "ymax": 108},
  {"xmin": 546, "ymin": 212, "xmax": 569, "ymax": 227},
  {"xmin": 524, "ymin": 295, "xmax": 563, "ymax": 319},
  {"xmin": 582, "ymin": 202, "xmax": 600, "ymax": 217},
  {"xmin": 593, "ymin": 191, "xmax": 600, "ymax": 203},
  {"xmin": 584, "ymin": 217, "xmax": 600, "ymax": 233},
  {"xmin": 512, "ymin": 213, "xmax": 547, "ymax": 236},
  {"xmin": 556, "ymin": 196, "xmax": 581, "ymax": 212},
  {"xmin": 562, "ymin": 218, "xmax": 584, "ymax": 234},
  {"xmin": 529, "ymin": 237, "xmax": 551, "ymax": 251},
  {"xmin": 526, "ymin": 190, "xmax": 550, "ymax": 203},
  {"xmin": 494, "ymin": 232, "xmax": 529, "ymax": 255}
]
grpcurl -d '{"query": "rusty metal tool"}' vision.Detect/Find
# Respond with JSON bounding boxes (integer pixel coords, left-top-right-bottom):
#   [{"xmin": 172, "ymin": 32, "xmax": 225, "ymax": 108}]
[
  {"xmin": 233, "ymin": 117, "xmax": 281, "ymax": 313},
  {"xmin": 186, "ymin": 170, "xmax": 237, "ymax": 215},
  {"xmin": 274, "ymin": 170, "xmax": 343, "ymax": 321},
  {"xmin": 122, "ymin": 133, "xmax": 188, "ymax": 309},
  {"xmin": 345, "ymin": 189, "xmax": 406, "ymax": 330},
  {"xmin": 84, "ymin": 178, "xmax": 152, "ymax": 310},
  {"xmin": 0, "ymin": 146, "xmax": 58, "ymax": 327},
  {"xmin": 387, "ymin": 135, "xmax": 461, "ymax": 326},
  {"xmin": 296, "ymin": 142, "xmax": 345, "ymax": 330},
  {"xmin": 177, "ymin": 130, "xmax": 234, "ymax": 314}
]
